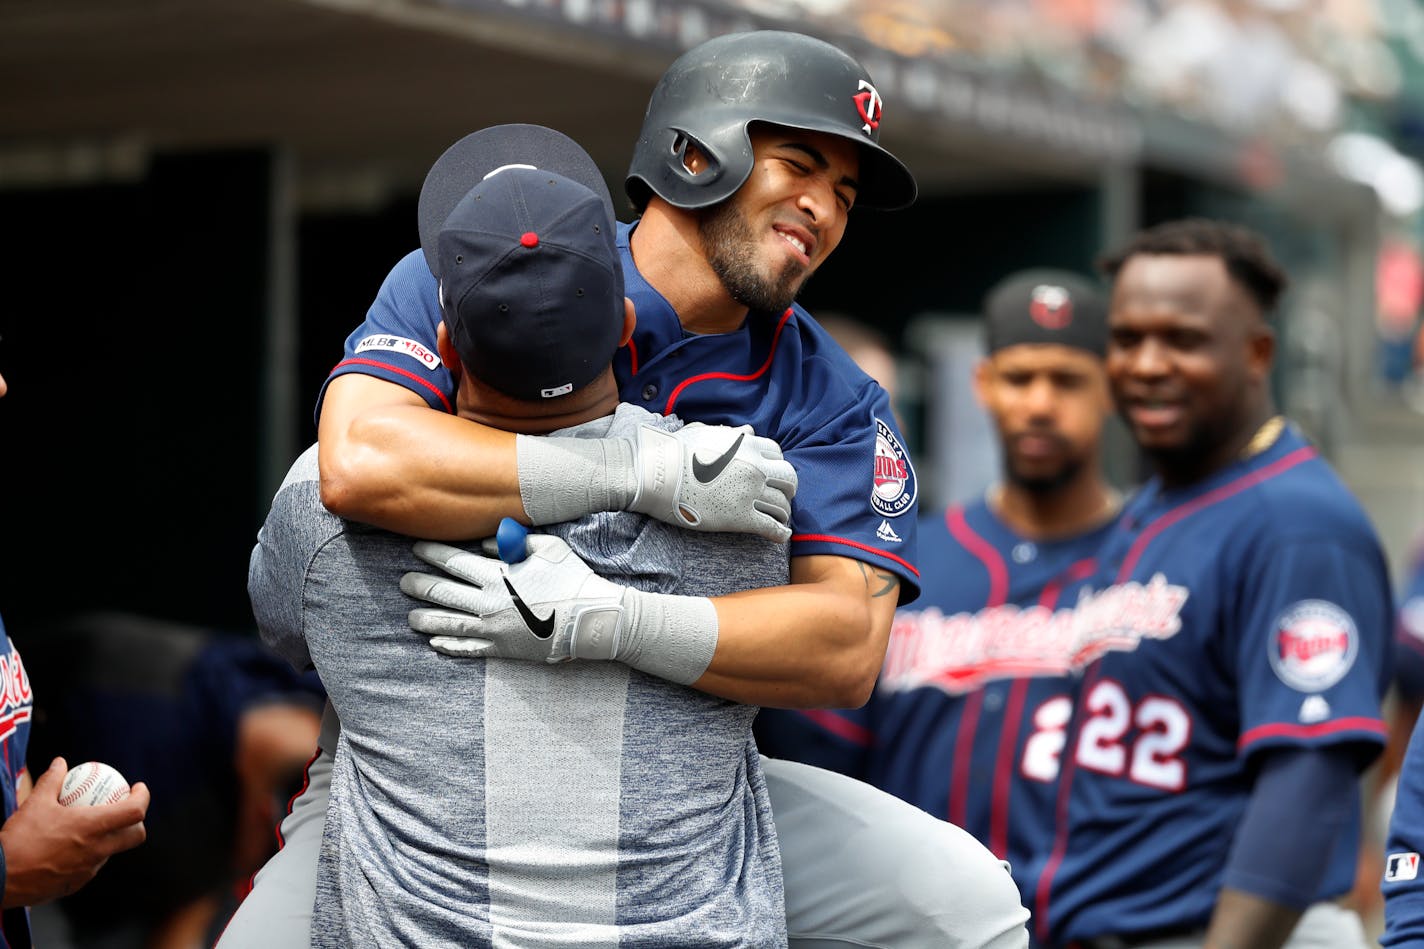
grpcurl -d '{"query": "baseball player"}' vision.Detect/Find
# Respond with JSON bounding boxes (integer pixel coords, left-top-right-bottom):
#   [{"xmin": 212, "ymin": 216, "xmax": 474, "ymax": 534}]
[
  {"xmin": 254, "ymin": 147, "xmax": 796, "ymax": 946},
  {"xmin": 756, "ymin": 270, "xmax": 1119, "ymax": 918},
  {"xmin": 0, "ymin": 365, "xmax": 151, "ymax": 944},
  {"xmin": 224, "ymin": 33, "xmax": 1029, "ymax": 947},
  {"xmin": 1035, "ymin": 220, "xmax": 1391, "ymax": 948}
]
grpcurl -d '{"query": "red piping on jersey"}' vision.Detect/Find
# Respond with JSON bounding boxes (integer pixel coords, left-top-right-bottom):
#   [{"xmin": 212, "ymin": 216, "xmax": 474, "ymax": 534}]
[
  {"xmin": 985, "ymin": 562, "xmax": 1094, "ymax": 860},
  {"xmin": 791, "ymin": 534, "xmax": 920, "ymax": 577},
  {"xmin": 795, "ymin": 708, "xmax": 875, "ymax": 746},
  {"xmin": 988, "ymin": 560, "xmax": 1094, "ymax": 862},
  {"xmin": 1238, "ymin": 716, "xmax": 1386, "ymax": 749},
  {"xmin": 945, "ymin": 507, "xmax": 1008, "ymax": 606},
  {"xmin": 1116, "ymin": 446, "xmax": 1317, "ymax": 582},
  {"xmin": 943, "ymin": 506, "xmax": 1008, "ymax": 830},
  {"xmin": 949, "ymin": 689, "xmax": 985, "ymax": 828},
  {"xmin": 1036, "ymin": 660, "xmax": 1106, "ymax": 943},
  {"xmin": 626, "ymin": 337, "xmax": 639, "ymax": 376},
  {"xmin": 991, "ymin": 678, "xmax": 1031, "ymax": 859},
  {"xmin": 662, "ymin": 309, "xmax": 793, "ymax": 414},
  {"xmin": 332, "ymin": 358, "xmax": 453, "ymax": 414}
]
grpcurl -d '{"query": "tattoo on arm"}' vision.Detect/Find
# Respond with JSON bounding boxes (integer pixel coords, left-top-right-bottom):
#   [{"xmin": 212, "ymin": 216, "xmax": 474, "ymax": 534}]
[{"xmin": 857, "ymin": 562, "xmax": 900, "ymax": 598}]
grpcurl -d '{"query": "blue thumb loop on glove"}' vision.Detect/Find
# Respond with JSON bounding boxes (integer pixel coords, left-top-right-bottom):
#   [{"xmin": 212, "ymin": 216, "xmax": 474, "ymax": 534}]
[{"xmin": 496, "ymin": 517, "xmax": 530, "ymax": 565}]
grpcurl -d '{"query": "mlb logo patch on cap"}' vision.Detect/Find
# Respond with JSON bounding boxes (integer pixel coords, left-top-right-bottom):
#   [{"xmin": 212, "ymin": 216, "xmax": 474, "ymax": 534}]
[{"xmin": 1387, "ymin": 852, "xmax": 1420, "ymax": 882}]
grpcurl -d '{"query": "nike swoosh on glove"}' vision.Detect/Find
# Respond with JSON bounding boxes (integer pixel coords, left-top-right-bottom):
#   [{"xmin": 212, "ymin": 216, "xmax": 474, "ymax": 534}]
[
  {"xmin": 402, "ymin": 535, "xmax": 719, "ymax": 685},
  {"xmin": 401, "ymin": 535, "xmax": 628, "ymax": 664},
  {"xmin": 629, "ymin": 423, "xmax": 797, "ymax": 543}
]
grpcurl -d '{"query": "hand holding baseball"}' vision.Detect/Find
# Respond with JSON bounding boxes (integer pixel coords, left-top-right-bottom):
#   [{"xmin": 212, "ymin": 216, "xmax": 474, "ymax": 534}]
[{"xmin": 0, "ymin": 757, "xmax": 149, "ymax": 907}]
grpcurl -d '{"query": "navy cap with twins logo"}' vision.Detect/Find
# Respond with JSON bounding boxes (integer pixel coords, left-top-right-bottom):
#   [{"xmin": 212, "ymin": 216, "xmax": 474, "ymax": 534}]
[{"xmin": 418, "ymin": 125, "xmax": 625, "ymax": 401}]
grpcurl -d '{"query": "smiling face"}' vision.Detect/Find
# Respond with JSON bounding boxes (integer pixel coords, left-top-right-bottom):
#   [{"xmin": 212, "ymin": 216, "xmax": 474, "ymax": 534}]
[
  {"xmin": 976, "ymin": 343, "xmax": 1110, "ymax": 494},
  {"xmin": 1106, "ymin": 253, "xmax": 1274, "ymax": 478},
  {"xmin": 696, "ymin": 125, "xmax": 860, "ymax": 313}
]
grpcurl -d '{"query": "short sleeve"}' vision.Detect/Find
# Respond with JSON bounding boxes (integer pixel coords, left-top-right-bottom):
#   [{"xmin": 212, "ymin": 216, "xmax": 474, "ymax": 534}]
[
  {"xmin": 1234, "ymin": 537, "xmax": 1390, "ymax": 763},
  {"xmin": 784, "ymin": 384, "xmax": 921, "ymax": 603},
  {"xmin": 314, "ymin": 250, "xmax": 455, "ymax": 420}
]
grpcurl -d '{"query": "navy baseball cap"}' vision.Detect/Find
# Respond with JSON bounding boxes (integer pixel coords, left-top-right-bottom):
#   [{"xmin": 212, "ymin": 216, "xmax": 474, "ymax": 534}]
[
  {"xmin": 418, "ymin": 125, "xmax": 624, "ymax": 401},
  {"xmin": 983, "ymin": 269, "xmax": 1108, "ymax": 357}
]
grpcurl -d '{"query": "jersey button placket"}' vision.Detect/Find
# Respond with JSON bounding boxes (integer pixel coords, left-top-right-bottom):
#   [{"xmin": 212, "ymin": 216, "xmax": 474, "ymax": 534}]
[{"xmin": 641, "ymin": 383, "xmax": 658, "ymax": 401}]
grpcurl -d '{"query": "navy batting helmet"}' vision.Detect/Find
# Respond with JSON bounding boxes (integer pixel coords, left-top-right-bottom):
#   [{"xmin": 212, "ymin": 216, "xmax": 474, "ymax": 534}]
[{"xmin": 625, "ymin": 31, "xmax": 918, "ymax": 213}]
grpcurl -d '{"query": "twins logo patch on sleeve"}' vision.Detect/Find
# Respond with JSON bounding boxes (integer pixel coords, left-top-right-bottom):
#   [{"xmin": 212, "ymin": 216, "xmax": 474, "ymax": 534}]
[
  {"xmin": 1268, "ymin": 599, "xmax": 1359, "ymax": 693},
  {"xmin": 354, "ymin": 334, "xmax": 441, "ymax": 371},
  {"xmin": 871, "ymin": 418, "xmax": 916, "ymax": 519}
]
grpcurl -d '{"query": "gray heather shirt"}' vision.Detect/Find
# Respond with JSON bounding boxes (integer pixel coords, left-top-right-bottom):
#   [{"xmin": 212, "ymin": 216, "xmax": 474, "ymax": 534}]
[{"xmin": 249, "ymin": 404, "xmax": 789, "ymax": 948}]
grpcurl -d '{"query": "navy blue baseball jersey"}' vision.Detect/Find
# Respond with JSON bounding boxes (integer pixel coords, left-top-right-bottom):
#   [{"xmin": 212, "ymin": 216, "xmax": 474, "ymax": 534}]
[
  {"xmin": 320, "ymin": 222, "xmax": 920, "ymax": 598},
  {"xmin": 757, "ymin": 498, "xmax": 1111, "ymax": 907},
  {"xmin": 1382, "ymin": 709, "xmax": 1424, "ymax": 945},
  {"xmin": 0, "ymin": 614, "xmax": 34, "ymax": 946},
  {"xmin": 1035, "ymin": 423, "xmax": 1391, "ymax": 945}
]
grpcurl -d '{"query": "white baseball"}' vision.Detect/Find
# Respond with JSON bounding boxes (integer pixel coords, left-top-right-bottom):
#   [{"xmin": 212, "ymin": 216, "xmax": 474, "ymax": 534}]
[{"xmin": 58, "ymin": 761, "xmax": 130, "ymax": 808}]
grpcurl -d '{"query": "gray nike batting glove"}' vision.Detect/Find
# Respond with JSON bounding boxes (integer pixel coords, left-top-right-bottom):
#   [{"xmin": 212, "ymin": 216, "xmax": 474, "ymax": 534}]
[
  {"xmin": 516, "ymin": 422, "xmax": 796, "ymax": 543},
  {"xmin": 401, "ymin": 536, "xmax": 718, "ymax": 686}
]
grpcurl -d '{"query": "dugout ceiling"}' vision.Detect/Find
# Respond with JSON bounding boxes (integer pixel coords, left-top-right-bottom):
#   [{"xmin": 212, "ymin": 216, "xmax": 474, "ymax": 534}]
[{"xmin": 1, "ymin": 0, "xmax": 1143, "ymax": 208}]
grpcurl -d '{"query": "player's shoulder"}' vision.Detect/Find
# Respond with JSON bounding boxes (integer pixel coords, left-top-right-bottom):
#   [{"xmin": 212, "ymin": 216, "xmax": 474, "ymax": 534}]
[
  {"xmin": 1249, "ymin": 434, "xmax": 1377, "ymax": 543},
  {"xmin": 775, "ymin": 304, "xmax": 895, "ymax": 427}
]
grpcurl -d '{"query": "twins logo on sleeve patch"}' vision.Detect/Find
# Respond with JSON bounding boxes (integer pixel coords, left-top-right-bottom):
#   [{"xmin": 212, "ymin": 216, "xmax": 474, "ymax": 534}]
[
  {"xmin": 871, "ymin": 418, "xmax": 916, "ymax": 518},
  {"xmin": 1387, "ymin": 852, "xmax": 1421, "ymax": 882},
  {"xmin": 354, "ymin": 334, "xmax": 441, "ymax": 371},
  {"xmin": 1268, "ymin": 600, "xmax": 1358, "ymax": 693}
]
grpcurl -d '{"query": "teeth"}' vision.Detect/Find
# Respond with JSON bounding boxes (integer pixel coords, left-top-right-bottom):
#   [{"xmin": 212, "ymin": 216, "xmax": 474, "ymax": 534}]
[{"xmin": 779, "ymin": 232, "xmax": 806, "ymax": 255}]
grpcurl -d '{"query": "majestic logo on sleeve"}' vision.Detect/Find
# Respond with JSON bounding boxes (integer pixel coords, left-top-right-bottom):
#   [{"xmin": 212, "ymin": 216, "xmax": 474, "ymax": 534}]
[
  {"xmin": 1268, "ymin": 600, "xmax": 1358, "ymax": 693},
  {"xmin": 881, "ymin": 574, "xmax": 1190, "ymax": 694},
  {"xmin": 354, "ymin": 334, "xmax": 441, "ymax": 371},
  {"xmin": 853, "ymin": 80, "xmax": 883, "ymax": 136},
  {"xmin": 871, "ymin": 418, "xmax": 916, "ymax": 518}
]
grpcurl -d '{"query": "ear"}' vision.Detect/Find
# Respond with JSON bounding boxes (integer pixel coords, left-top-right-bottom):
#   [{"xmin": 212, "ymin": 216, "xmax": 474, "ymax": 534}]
[
  {"xmin": 436, "ymin": 322, "xmax": 464, "ymax": 383},
  {"xmin": 1246, "ymin": 323, "xmax": 1275, "ymax": 382},
  {"xmin": 620, "ymin": 298, "xmax": 637, "ymax": 346},
  {"xmin": 971, "ymin": 357, "xmax": 993, "ymax": 411},
  {"xmin": 682, "ymin": 142, "xmax": 708, "ymax": 176}
]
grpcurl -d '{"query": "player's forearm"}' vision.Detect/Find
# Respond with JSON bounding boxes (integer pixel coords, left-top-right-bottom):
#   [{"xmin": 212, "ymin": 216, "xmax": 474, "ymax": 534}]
[
  {"xmin": 319, "ymin": 401, "xmax": 522, "ymax": 539},
  {"xmin": 1204, "ymin": 888, "xmax": 1302, "ymax": 949},
  {"xmin": 693, "ymin": 555, "xmax": 899, "ymax": 708}
]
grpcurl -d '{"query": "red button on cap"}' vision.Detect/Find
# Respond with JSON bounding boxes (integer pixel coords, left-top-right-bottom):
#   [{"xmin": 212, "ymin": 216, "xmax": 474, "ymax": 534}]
[{"xmin": 520, "ymin": 232, "xmax": 539, "ymax": 248}]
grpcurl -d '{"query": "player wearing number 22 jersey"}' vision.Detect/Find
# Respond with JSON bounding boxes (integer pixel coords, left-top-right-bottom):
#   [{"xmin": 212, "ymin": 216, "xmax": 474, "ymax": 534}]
[{"xmin": 1035, "ymin": 420, "xmax": 1391, "ymax": 945}]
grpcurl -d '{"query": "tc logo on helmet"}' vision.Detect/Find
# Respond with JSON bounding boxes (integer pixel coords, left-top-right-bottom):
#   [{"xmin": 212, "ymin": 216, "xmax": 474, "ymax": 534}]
[{"xmin": 854, "ymin": 80, "xmax": 883, "ymax": 136}]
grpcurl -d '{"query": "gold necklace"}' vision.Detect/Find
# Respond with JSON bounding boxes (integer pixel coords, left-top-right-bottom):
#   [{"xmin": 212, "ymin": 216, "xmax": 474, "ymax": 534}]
[{"xmin": 1240, "ymin": 415, "xmax": 1286, "ymax": 459}]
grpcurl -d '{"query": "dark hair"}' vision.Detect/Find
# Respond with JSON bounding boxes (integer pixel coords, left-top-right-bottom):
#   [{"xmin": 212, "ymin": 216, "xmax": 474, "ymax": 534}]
[{"xmin": 1098, "ymin": 218, "xmax": 1288, "ymax": 313}]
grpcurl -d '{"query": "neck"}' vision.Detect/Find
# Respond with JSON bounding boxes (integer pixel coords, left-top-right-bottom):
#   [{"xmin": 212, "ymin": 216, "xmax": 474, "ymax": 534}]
[
  {"xmin": 1154, "ymin": 400, "xmax": 1278, "ymax": 488},
  {"xmin": 457, "ymin": 376, "xmax": 620, "ymax": 434},
  {"xmin": 630, "ymin": 203, "xmax": 750, "ymax": 335},
  {"xmin": 991, "ymin": 466, "xmax": 1119, "ymax": 540}
]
